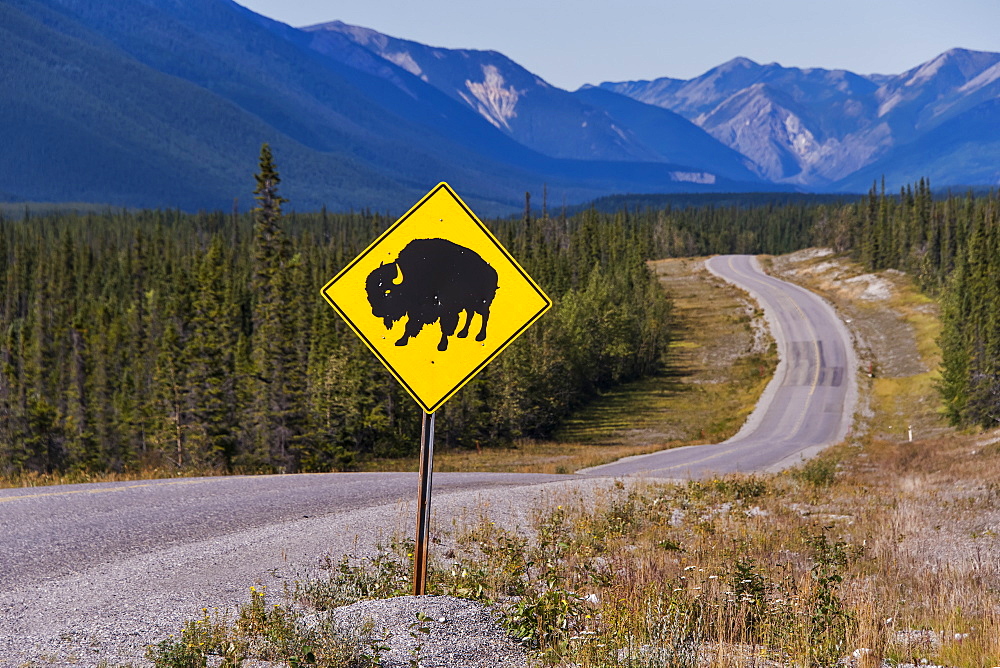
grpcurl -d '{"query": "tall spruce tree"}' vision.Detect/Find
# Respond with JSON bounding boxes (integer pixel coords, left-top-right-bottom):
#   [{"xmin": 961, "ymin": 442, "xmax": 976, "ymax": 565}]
[{"xmin": 248, "ymin": 144, "xmax": 304, "ymax": 471}]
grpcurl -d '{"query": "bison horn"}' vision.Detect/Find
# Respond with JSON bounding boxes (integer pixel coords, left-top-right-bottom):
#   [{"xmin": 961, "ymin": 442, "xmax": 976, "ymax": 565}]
[{"xmin": 392, "ymin": 263, "xmax": 404, "ymax": 285}]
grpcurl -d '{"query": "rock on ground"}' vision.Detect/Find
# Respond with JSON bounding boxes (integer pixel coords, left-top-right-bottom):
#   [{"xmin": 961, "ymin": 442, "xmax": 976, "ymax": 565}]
[{"xmin": 330, "ymin": 595, "xmax": 528, "ymax": 668}]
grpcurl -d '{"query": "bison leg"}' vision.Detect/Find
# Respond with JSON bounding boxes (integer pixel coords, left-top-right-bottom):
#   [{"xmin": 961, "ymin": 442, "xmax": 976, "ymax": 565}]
[
  {"xmin": 475, "ymin": 308, "xmax": 490, "ymax": 342},
  {"xmin": 438, "ymin": 312, "xmax": 460, "ymax": 351},
  {"xmin": 456, "ymin": 309, "xmax": 474, "ymax": 338},
  {"xmin": 395, "ymin": 318, "xmax": 423, "ymax": 346}
]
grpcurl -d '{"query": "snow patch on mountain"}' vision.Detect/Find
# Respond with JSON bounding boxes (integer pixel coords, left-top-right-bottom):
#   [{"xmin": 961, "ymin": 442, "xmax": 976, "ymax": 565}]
[
  {"xmin": 670, "ymin": 171, "xmax": 717, "ymax": 184},
  {"xmin": 783, "ymin": 114, "xmax": 819, "ymax": 158},
  {"xmin": 461, "ymin": 65, "xmax": 521, "ymax": 131},
  {"xmin": 382, "ymin": 51, "xmax": 424, "ymax": 79},
  {"xmin": 960, "ymin": 62, "xmax": 1000, "ymax": 95},
  {"xmin": 610, "ymin": 124, "xmax": 630, "ymax": 143},
  {"xmin": 905, "ymin": 54, "xmax": 949, "ymax": 87},
  {"xmin": 876, "ymin": 93, "xmax": 905, "ymax": 118}
]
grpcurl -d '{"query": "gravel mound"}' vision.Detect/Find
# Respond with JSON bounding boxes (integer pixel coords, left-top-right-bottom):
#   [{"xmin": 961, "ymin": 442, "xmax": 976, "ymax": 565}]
[{"xmin": 329, "ymin": 595, "xmax": 527, "ymax": 668}]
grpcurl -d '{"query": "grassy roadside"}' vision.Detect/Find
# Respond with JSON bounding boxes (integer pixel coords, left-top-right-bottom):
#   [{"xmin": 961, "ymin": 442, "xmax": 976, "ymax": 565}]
[
  {"xmin": 145, "ymin": 250, "xmax": 1000, "ymax": 668},
  {"xmin": 0, "ymin": 467, "xmax": 225, "ymax": 490}
]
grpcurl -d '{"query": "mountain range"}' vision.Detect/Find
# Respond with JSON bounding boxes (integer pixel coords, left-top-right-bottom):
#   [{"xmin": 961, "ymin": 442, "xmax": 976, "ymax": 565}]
[
  {"xmin": 2, "ymin": 0, "xmax": 998, "ymax": 213},
  {"xmin": 599, "ymin": 49, "xmax": 1000, "ymax": 189}
]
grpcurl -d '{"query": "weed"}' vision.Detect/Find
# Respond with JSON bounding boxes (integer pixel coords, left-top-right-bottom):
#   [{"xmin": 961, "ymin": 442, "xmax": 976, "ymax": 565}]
[
  {"xmin": 295, "ymin": 540, "xmax": 412, "ymax": 611},
  {"xmin": 793, "ymin": 451, "xmax": 840, "ymax": 488},
  {"xmin": 804, "ymin": 531, "xmax": 852, "ymax": 666},
  {"xmin": 147, "ymin": 587, "xmax": 379, "ymax": 668},
  {"xmin": 407, "ymin": 612, "xmax": 433, "ymax": 668},
  {"xmin": 504, "ymin": 578, "xmax": 588, "ymax": 657}
]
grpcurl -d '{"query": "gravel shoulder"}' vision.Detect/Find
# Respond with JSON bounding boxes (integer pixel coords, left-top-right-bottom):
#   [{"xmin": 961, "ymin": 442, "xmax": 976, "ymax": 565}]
[{"xmin": 1, "ymin": 476, "xmax": 617, "ymax": 667}]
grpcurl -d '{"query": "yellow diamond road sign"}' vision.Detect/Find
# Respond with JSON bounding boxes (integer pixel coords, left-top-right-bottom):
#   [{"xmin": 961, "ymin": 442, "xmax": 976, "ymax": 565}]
[{"xmin": 321, "ymin": 183, "xmax": 552, "ymax": 413}]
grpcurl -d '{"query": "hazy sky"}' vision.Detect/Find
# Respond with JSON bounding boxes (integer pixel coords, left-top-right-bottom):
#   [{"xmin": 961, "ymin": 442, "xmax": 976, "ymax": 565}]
[{"xmin": 234, "ymin": 0, "xmax": 1000, "ymax": 90}]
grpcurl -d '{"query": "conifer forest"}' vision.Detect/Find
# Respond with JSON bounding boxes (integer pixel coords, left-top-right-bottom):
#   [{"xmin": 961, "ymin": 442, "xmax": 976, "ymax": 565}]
[{"xmin": 1, "ymin": 146, "xmax": 997, "ymax": 477}]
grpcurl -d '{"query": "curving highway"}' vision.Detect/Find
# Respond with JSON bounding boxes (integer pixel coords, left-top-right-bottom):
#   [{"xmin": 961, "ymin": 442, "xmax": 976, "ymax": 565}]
[{"xmin": 579, "ymin": 254, "xmax": 857, "ymax": 479}]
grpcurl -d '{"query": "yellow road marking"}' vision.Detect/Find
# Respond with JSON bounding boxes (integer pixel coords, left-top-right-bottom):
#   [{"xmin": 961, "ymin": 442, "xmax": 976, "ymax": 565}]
[
  {"xmin": 722, "ymin": 255, "xmax": 822, "ymax": 440},
  {"xmin": 0, "ymin": 477, "xmax": 223, "ymax": 503}
]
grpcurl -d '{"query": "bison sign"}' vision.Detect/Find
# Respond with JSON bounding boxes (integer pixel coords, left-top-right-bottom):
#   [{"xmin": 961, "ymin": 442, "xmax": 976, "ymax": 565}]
[
  {"xmin": 320, "ymin": 182, "xmax": 551, "ymax": 414},
  {"xmin": 366, "ymin": 238, "xmax": 499, "ymax": 352}
]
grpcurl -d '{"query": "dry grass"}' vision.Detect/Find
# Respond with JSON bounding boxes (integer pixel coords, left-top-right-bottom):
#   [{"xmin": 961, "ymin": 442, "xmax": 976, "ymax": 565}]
[
  {"xmin": 0, "ymin": 466, "xmax": 222, "ymax": 490},
  {"xmin": 301, "ymin": 429, "xmax": 1000, "ymax": 667}
]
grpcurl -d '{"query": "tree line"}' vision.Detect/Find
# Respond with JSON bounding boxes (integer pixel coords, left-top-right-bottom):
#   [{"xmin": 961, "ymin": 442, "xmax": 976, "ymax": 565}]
[
  {"xmin": 0, "ymin": 148, "xmax": 676, "ymax": 475},
  {"xmin": 3, "ymin": 150, "xmax": 995, "ymax": 478}
]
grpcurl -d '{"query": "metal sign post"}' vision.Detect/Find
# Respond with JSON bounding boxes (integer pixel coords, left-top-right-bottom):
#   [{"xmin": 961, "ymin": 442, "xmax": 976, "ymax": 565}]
[{"xmin": 413, "ymin": 410, "xmax": 435, "ymax": 595}]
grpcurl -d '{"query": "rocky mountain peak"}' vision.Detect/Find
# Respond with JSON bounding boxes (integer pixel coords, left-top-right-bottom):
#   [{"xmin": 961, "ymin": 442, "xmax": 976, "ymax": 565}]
[{"xmin": 601, "ymin": 48, "xmax": 1000, "ymax": 189}]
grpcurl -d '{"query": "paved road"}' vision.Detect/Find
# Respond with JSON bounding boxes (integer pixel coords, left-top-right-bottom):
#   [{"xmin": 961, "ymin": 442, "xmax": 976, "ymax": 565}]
[
  {"xmin": 580, "ymin": 254, "xmax": 857, "ymax": 479},
  {"xmin": 0, "ymin": 472, "xmax": 572, "ymax": 588}
]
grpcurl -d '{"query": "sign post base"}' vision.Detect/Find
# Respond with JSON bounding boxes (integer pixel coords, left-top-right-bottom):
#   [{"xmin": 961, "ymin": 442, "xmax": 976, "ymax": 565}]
[{"xmin": 413, "ymin": 411, "xmax": 435, "ymax": 595}]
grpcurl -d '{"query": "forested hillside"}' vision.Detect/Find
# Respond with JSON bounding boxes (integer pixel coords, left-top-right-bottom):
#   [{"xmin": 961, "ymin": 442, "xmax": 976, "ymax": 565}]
[{"xmin": 0, "ymin": 145, "xmax": 830, "ymax": 477}]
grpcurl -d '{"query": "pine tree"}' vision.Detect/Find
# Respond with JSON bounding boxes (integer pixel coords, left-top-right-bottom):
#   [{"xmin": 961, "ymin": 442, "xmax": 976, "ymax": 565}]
[
  {"xmin": 248, "ymin": 143, "xmax": 302, "ymax": 471},
  {"xmin": 187, "ymin": 235, "xmax": 238, "ymax": 469}
]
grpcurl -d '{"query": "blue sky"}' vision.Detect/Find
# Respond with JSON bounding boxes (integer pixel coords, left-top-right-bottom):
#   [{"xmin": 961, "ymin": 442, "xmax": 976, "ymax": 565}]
[{"xmin": 235, "ymin": 0, "xmax": 1000, "ymax": 90}]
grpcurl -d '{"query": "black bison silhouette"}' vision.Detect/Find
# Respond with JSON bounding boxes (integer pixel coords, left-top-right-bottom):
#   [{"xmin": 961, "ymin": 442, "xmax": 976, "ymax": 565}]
[{"xmin": 366, "ymin": 238, "xmax": 499, "ymax": 352}]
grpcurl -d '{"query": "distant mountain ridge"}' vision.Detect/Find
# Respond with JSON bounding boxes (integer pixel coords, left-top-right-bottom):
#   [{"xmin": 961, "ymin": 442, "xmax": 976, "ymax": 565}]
[
  {"xmin": 599, "ymin": 49, "xmax": 1000, "ymax": 189},
  {"xmin": 2, "ymin": 0, "xmax": 774, "ymax": 214},
  {"xmin": 1, "ymin": 0, "xmax": 997, "ymax": 212},
  {"xmin": 303, "ymin": 21, "xmax": 760, "ymax": 183}
]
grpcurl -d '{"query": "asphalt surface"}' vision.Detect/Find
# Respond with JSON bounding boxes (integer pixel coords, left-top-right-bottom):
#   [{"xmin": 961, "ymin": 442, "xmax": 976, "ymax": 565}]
[
  {"xmin": 580, "ymin": 254, "xmax": 857, "ymax": 479},
  {"xmin": 0, "ymin": 472, "xmax": 569, "ymax": 588},
  {"xmin": 1, "ymin": 254, "xmax": 858, "ymax": 665}
]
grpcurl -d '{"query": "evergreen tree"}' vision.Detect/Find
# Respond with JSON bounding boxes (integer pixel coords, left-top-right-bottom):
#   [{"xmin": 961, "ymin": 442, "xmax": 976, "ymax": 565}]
[
  {"xmin": 187, "ymin": 236, "xmax": 239, "ymax": 469},
  {"xmin": 248, "ymin": 143, "xmax": 306, "ymax": 471}
]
